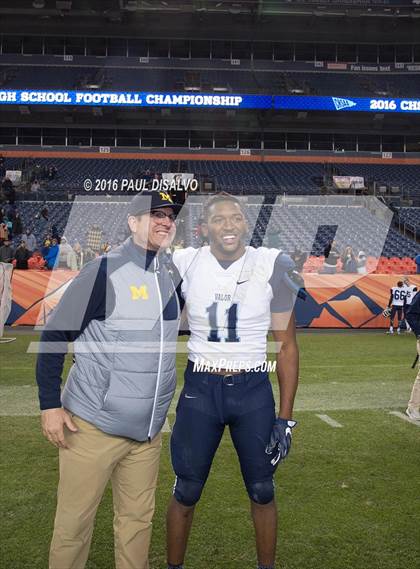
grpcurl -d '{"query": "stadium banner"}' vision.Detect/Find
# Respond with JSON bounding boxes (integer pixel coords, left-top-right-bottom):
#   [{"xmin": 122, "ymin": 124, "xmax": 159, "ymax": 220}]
[
  {"xmin": 333, "ymin": 176, "xmax": 365, "ymax": 190},
  {"xmin": 275, "ymin": 95, "xmax": 420, "ymax": 113},
  {"xmin": 0, "ymin": 90, "xmax": 272, "ymax": 109},
  {"xmin": 6, "ymin": 270, "xmax": 420, "ymax": 329},
  {"xmin": 2, "ymin": 90, "xmax": 419, "ymax": 114}
]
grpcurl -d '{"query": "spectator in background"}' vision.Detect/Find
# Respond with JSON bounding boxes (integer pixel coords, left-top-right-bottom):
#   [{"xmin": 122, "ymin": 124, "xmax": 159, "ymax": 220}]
[
  {"xmin": 41, "ymin": 235, "xmax": 52, "ymax": 258},
  {"xmin": 12, "ymin": 211, "xmax": 23, "ymax": 240},
  {"xmin": 356, "ymin": 251, "xmax": 367, "ymax": 275},
  {"xmin": 2, "ymin": 176, "xmax": 15, "ymax": 204},
  {"xmin": 415, "ymin": 254, "xmax": 420, "ymax": 275},
  {"xmin": 14, "ymin": 241, "xmax": 31, "ymax": 270},
  {"xmin": 50, "ymin": 224, "xmax": 60, "ymax": 241},
  {"xmin": 291, "ymin": 248, "xmax": 308, "ymax": 273},
  {"xmin": 5, "ymin": 215, "xmax": 13, "ymax": 239},
  {"xmin": 44, "ymin": 237, "xmax": 59, "ymax": 270},
  {"xmin": 0, "ymin": 156, "xmax": 6, "ymax": 179},
  {"xmin": 41, "ymin": 207, "xmax": 49, "ymax": 222},
  {"xmin": 35, "ymin": 206, "xmax": 49, "ymax": 225},
  {"xmin": 48, "ymin": 165, "xmax": 58, "ymax": 180},
  {"xmin": 31, "ymin": 179, "xmax": 41, "ymax": 199},
  {"xmin": 101, "ymin": 241, "xmax": 112, "ymax": 255},
  {"xmin": 0, "ymin": 220, "xmax": 8, "ymax": 245},
  {"xmin": 83, "ymin": 245, "xmax": 97, "ymax": 264},
  {"xmin": 341, "ymin": 246, "xmax": 357, "ymax": 273},
  {"xmin": 57, "ymin": 236, "xmax": 74, "ymax": 268},
  {"xmin": 67, "ymin": 241, "xmax": 83, "ymax": 270},
  {"xmin": 321, "ymin": 240, "xmax": 340, "ymax": 274},
  {"xmin": 0, "ymin": 238, "xmax": 14, "ymax": 264},
  {"xmin": 173, "ymin": 239, "xmax": 185, "ymax": 250},
  {"xmin": 22, "ymin": 228, "xmax": 37, "ymax": 254}
]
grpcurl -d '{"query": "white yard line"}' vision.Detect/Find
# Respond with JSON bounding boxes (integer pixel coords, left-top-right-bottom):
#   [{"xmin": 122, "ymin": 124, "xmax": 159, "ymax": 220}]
[
  {"xmin": 315, "ymin": 414, "xmax": 343, "ymax": 428},
  {"xmin": 389, "ymin": 411, "xmax": 420, "ymax": 427}
]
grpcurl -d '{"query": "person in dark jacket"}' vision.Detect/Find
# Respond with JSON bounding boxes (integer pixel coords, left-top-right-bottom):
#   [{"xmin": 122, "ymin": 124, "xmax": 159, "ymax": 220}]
[
  {"xmin": 14, "ymin": 241, "xmax": 31, "ymax": 270},
  {"xmin": 405, "ymin": 291, "xmax": 420, "ymax": 420},
  {"xmin": 0, "ymin": 238, "xmax": 14, "ymax": 263},
  {"xmin": 2, "ymin": 177, "xmax": 15, "ymax": 204},
  {"xmin": 321, "ymin": 240, "xmax": 340, "ymax": 274},
  {"xmin": 12, "ymin": 212, "xmax": 23, "ymax": 239},
  {"xmin": 36, "ymin": 191, "xmax": 183, "ymax": 569}
]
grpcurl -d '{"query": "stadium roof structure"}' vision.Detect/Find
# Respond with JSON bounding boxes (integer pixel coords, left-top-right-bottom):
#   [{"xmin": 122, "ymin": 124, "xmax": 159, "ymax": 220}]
[{"xmin": 0, "ymin": 0, "xmax": 419, "ymax": 20}]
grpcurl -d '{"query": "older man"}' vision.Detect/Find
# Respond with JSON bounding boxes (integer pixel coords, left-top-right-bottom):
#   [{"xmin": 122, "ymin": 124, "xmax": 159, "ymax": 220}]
[{"xmin": 36, "ymin": 191, "xmax": 182, "ymax": 569}]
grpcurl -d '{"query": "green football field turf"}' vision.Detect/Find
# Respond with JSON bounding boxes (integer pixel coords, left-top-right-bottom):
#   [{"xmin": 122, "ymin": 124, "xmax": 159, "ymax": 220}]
[{"xmin": 1, "ymin": 332, "xmax": 419, "ymax": 569}]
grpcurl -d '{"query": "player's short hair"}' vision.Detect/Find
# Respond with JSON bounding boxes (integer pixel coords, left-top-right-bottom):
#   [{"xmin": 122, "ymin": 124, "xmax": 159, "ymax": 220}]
[
  {"xmin": 397, "ymin": 281, "xmax": 403, "ymax": 287},
  {"xmin": 202, "ymin": 192, "xmax": 245, "ymax": 221}
]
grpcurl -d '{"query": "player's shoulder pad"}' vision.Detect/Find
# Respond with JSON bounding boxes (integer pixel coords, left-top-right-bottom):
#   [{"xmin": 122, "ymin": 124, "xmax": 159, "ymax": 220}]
[{"xmin": 172, "ymin": 247, "xmax": 200, "ymax": 274}]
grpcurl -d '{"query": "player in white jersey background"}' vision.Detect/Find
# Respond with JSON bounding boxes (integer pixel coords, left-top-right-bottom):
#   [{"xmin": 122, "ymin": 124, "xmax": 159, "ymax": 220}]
[
  {"xmin": 166, "ymin": 194, "xmax": 301, "ymax": 569},
  {"xmin": 403, "ymin": 276, "xmax": 418, "ymax": 332},
  {"xmin": 386, "ymin": 280, "xmax": 406, "ymax": 335}
]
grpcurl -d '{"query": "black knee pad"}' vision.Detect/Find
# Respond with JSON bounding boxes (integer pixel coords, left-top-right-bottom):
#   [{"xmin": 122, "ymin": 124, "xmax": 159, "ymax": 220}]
[
  {"xmin": 173, "ymin": 477, "xmax": 205, "ymax": 507},
  {"xmin": 246, "ymin": 479, "xmax": 275, "ymax": 505}
]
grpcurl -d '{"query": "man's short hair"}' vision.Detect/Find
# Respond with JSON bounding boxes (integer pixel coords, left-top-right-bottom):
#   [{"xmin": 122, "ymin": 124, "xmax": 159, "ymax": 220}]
[{"xmin": 202, "ymin": 192, "xmax": 245, "ymax": 221}]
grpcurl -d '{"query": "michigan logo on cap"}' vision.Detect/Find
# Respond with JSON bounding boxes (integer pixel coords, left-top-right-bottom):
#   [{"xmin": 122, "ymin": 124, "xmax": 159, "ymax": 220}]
[{"xmin": 159, "ymin": 191, "xmax": 173, "ymax": 203}]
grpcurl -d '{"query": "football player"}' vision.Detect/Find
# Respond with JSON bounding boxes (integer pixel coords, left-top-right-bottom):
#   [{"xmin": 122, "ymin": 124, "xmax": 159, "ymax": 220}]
[
  {"xmin": 166, "ymin": 194, "xmax": 300, "ymax": 569},
  {"xmin": 386, "ymin": 280, "xmax": 406, "ymax": 335},
  {"xmin": 403, "ymin": 277, "xmax": 418, "ymax": 332}
]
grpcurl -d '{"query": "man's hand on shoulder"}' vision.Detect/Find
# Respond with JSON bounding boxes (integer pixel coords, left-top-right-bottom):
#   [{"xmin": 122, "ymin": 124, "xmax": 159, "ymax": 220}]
[
  {"xmin": 265, "ymin": 417, "xmax": 297, "ymax": 466},
  {"xmin": 41, "ymin": 408, "xmax": 78, "ymax": 448}
]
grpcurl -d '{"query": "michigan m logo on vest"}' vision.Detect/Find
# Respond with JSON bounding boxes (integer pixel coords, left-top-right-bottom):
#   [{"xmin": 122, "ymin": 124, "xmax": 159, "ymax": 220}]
[{"xmin": 130, "ymin": 285, "xmax": 149, "ymax": 300}]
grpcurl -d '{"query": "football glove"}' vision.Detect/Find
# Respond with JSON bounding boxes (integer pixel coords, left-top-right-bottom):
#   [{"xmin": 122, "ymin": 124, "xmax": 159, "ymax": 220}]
[
  {"xmin": 382, "ymin": 307, "xmax": 391, "ymax": 318},
  {"xmin": 265, "ymin": 418, "xmax": 297, "ymax": 466}
]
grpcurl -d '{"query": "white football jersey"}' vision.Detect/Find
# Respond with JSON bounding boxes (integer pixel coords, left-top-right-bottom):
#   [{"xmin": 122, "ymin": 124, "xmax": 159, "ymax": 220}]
[
  {"xmin": 391, "ymin": 286, "xmax": 406, "ymax": 307},
  {"xmin": 403, "ymin": 284, "xmax": 417, "ymax": 305},
  {"xmin": 173, "ymin": 246, "xmax": 294, "ymax": 369}
]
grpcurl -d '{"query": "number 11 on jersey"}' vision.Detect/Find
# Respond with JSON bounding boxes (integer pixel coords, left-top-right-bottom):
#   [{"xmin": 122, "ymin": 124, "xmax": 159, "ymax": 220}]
[{"xmin": 206, "ymin": 302, "xmax": 240, "ymax": 343}]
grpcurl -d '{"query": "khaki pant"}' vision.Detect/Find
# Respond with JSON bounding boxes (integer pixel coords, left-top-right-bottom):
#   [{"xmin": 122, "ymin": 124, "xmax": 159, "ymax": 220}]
[
  {"xmin": 408, "ymin": 340, "xmax": 420, "ymax": 411},
  {"xmin": 49, "ymin": 415, "xmax": 162, "ymax": 569}
]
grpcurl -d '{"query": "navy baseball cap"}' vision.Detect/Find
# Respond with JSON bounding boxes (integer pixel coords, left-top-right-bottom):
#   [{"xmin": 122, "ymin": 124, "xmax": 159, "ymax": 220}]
[{"xmin": 128, "ymin": 190, "xmax": 183, "ymax": 217}]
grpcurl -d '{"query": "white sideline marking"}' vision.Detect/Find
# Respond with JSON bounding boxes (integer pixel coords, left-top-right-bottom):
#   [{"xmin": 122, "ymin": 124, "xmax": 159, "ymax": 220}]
[
  {"xmin": 389, "ymin": 411, "xmax": 420, "ymax": 427},
  {"xmin": 162, "ymin": 418, "xmax": 171, "ymax": 433},
  {"xmin": 316, "ymin": 414, "xmax": 343, "ymax": 428}
]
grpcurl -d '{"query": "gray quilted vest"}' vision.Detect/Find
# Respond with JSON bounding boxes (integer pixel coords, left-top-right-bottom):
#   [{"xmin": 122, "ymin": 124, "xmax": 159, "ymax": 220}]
[{"xmin": 61, "ymin": 239, "xmax": 180, "ymax": 442}]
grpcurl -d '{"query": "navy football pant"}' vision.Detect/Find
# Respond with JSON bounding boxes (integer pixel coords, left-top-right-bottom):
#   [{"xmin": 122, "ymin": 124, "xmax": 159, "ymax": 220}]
[
  {"xmin": 170, "ymin": 360, "xmax": 277, "ymax": 506},
  {"xmin": 390, "ymin": 306, "xmax": 403, "ymax": 326}
]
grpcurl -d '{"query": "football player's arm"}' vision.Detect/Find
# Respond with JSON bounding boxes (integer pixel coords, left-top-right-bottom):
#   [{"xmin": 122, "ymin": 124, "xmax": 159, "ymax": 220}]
[
  {"xmin": 265, "ymin": 311, "xmax": 298, "ymax": 465},
  {"xmin": 271, "ymin": 311, "xmax": 299, "ymax": 420},
  {"xmin": 388, "ymin": 290, "xmax": 393, "ymax": 308}
]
